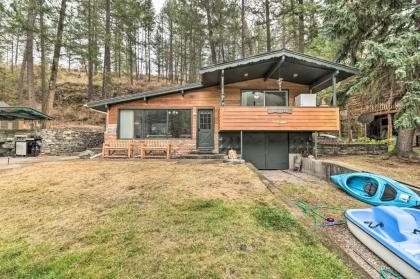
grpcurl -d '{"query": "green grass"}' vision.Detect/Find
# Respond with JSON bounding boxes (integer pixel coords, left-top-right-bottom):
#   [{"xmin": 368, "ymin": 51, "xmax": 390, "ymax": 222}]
[
  {"xmin": 0, "ymin": 161, "xmax": 355, "ymax": 278},
  {"xmin": 0, "ymin": 200, "xmax": 353, "ymax": 279}
]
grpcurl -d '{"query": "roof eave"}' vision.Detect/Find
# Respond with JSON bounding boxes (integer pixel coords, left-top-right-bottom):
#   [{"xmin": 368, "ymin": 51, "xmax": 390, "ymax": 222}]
[
  {"xmin": 85, "ymin": 83, "xmax": 204, "ymax": 110},
  {"xmin": 199, "ymin": 49, "xmax": 359, "ymax": 75}
]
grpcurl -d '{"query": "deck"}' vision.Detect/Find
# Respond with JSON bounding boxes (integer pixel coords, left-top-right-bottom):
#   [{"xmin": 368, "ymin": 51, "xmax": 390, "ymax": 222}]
[{"xmin": 219, "ymin": 106, "xmax": 340, "ymax": 131}]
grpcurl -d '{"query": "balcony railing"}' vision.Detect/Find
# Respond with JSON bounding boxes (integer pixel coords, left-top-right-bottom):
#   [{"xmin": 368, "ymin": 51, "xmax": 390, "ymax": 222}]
[{"xmin": 219, "ymin": 106, "xmax": 340, "ymax": 131}]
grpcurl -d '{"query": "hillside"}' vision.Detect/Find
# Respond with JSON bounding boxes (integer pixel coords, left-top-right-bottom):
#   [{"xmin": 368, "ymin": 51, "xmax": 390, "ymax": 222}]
[{"xmin": 0, "ymin": 65, "xmax": 176, "ymax": 129}]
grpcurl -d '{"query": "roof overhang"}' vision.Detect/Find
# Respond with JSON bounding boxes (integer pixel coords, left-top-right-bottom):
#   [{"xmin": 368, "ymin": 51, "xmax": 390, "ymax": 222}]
[
  {"xmin": 86, "ymin": 83, "xmax": 204, "ymax": 112},
  {"xmin": 199, "ymin": 49, "xmax": 358, "ymax": 92},
  {"xmin": 86, "ymin": 49, "xmax": 358, "ymax": 112},
  {"xmin": 0, "ymin": 107, "xmax": 53, "ymax": 120}
]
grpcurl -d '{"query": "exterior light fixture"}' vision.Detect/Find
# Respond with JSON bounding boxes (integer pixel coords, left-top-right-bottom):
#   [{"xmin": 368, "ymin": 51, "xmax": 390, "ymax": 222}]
[
  {"xmin": 278, "ymin": 78, "xmax": 283, "ymax": 91},
  {"xmin": 244, "ymin": 73, "xmax": 249, "ymax": 77},
  {"xmin": 293, "ymin": 73, "xmax": 299, "ymax": 78}
]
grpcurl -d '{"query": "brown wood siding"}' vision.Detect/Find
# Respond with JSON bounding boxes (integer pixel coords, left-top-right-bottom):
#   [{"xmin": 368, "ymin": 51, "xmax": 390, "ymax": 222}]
[
  {"xmin": 220, "ymin": 107, "xmax": 339, "ymax": 131},
  {"xmin": 105, "ymin": 78, "xmax": 330, "ymax": 153},
  {"xmin": 107, "ymin": 79, "xmax": 310, "ymax": 125}
]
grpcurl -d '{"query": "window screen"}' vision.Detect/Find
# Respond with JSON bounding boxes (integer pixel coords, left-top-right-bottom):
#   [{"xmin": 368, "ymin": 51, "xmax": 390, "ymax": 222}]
[
  {"xmin": 241, "ymin": 90, "xmax": 265, "ymax": 106},
  {"xmin": 168, "ymin": 110, "xmax": 192, "ymax": 138},
  {"xmin": 119, "ymin": 109, "xmax": 191, "ymax": 139},
  {"xmin": 1, "ymin": 120, "xmax": 8, "ymax": 129},
  {"xmin": 12, "ymin": 120, "xmax": 19, "ymax": 129},
  {"xmin": 119, "ymin": 110, "xmax": 134, "ymax": 139},
  {"xmin": 241, "ymin": 90, "xmax": 288, "ymax": 106},
  {"xmin": 265, "ymin": 91, "xmax": 287, "ymax": 106}
]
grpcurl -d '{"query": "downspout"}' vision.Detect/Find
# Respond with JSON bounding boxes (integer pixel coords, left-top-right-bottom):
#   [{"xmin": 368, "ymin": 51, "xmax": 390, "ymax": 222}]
[
  {"xmin": 240, "ymin": 130, "xmax": 243, "ymax": 159},
  {"xmin": 221, "ymin": 69, "xmax": 225, "ymax": 106}
]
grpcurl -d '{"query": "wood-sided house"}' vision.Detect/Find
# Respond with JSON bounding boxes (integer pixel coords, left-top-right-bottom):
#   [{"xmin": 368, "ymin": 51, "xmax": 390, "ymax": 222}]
[{"xmin": 87, "ymin": 49, "xmax": 358, "ymax": 169}]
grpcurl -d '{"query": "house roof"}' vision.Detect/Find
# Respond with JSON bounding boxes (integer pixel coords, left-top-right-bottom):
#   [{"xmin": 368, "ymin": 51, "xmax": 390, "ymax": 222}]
[
  {"xmin": 86, "ymin": 83, "xmax": 204, "ymax": 112},
  {"xmin": 86, "ymin": 49, "xmax": 358, "ymax": 112},
  {"xmin": 200, "ymin": 49, "xmax": 358, "ymax": 88},
  {"xmin": 0, "ymin": 106, "xmax": 53, "ymax": 120}
]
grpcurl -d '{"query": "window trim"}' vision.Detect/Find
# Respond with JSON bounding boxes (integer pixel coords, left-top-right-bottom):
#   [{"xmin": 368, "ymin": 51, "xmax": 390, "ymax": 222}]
[
  {"xmin": 117, "ymin": 108, "xmax": 193, "ymax": 140},
  {"xmin": 0, "ymin": 120, "xmax": 8, "ymax": 130},
  {"xmin": 240, "ymin": 89, "xmax": 289, "ymax": 107}
]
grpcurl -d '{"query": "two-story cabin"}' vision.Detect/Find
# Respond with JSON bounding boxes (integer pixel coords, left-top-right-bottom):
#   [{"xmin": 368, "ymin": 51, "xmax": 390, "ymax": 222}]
[{"xmin": 87, "ymin": 49, "xmax": 358, "ymax": 169}]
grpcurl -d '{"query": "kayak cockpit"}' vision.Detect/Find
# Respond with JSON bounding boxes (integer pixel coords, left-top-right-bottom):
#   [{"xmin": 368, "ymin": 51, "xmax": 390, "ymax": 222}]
[{"xmin": 346, "ymin": 176, "xmax": 379, "ymax": 197}]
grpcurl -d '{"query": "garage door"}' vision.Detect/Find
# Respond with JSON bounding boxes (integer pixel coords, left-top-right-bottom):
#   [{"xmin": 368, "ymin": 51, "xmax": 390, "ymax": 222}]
[{"xmin": 243, "ymin": 132, "xmax": 289, "ymax": 170}]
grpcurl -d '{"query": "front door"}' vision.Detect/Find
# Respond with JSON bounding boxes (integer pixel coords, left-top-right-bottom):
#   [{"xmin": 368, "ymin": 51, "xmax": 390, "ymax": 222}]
[{"xmin": 197, "ymin": 109, "xmax": 214, "ymax": 151}]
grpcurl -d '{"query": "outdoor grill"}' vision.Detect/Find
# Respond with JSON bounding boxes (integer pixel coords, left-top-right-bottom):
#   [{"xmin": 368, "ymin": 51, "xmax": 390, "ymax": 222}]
[{"xmin": 14, "ymin": 135, "xmax": 42, "ymax": 157}]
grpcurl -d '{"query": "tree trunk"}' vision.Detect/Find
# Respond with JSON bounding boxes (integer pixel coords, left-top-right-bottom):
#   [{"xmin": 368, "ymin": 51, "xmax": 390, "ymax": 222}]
[
  {"xmin": 298, "ymin": 0, "xmax": 305, "ymax": 53},
  {"xmin": 241, "ymin": 0, "xmax": 246, "ymax": 58},
  {"xmin": 168, "ymin": 18, "xmax": 174, "ymax": 82},
  {"xmin": 148, "ymin": 28, "xmax": 151, "ymax": 82},
  {"xmin": 204, "ymin": 2, "xmax": 217, "ymax": 64},
  {"xmin": 45, "ymin": 0, "xmax": 67, "ymax": 114},
  {"xmin": 87, "ymin": 0, "xmax": 94, "ymax": 101},
  {"xmin": 18, "ymin": 44, "xmax": 28, "ymax": 101},
  {"xmin": 39, "ymin": 0, "xmax": 47, "ymax": 109},
  {"xmin": 26, "ymin": 2, "xmax": 35, "ymax": 104},
  {"xmin": 265, "ymin": 0, "xmax": 271, "ymax": 52},
  {"xmin": 396, "ymin": 128, "xmax": 415, "ymax": 158},
  {"xmin": 10, "ymin": 39, "xmax": 14, "ymax": 73},
  {"xmin": 102, "ymin": 0, "xmax": 112, "ymax": 98}
]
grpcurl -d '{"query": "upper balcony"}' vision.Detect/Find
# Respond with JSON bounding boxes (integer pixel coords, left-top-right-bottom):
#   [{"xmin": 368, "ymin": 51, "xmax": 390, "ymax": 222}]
[{"xmin": 219, "ymin": 106, "xmax": 340, "ymax": 131}]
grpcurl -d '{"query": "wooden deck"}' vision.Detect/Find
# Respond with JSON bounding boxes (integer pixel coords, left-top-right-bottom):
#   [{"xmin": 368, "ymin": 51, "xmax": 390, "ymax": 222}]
[{"xmin": 219, "ymin": 106, "xmax": 340, "ymax": 131}]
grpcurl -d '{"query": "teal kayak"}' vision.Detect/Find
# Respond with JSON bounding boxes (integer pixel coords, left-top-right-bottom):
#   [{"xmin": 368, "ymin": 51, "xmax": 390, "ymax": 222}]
[{"xmin": 330, "ymin": 172, "xmax": 420, "ymax": 207}]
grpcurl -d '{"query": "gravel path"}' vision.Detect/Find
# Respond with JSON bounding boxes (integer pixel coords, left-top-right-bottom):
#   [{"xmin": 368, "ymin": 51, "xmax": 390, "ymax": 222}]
[{"xmin": 261, "ymin": 170, "xmax": 394, "ymax": 279}]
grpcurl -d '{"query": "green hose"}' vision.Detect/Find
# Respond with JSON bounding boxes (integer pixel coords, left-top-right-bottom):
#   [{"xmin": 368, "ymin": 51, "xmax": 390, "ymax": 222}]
[
  {"xmin": 380, "ymin": 268, "xmax": 402, "ymax": 279},
  {"xmin": 292, "ymin": 199, "xmax": 345, "ymax": 227}
]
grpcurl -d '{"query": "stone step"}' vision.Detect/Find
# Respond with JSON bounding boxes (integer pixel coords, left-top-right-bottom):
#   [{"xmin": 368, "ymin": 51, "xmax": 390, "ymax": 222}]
[
  {"xmin": 189, "ymin": 149, "xmax": 216, "ymax": 154},
  {"xmin": 179, "ymin": 153, "xmax": 225, "ymax": 160}
]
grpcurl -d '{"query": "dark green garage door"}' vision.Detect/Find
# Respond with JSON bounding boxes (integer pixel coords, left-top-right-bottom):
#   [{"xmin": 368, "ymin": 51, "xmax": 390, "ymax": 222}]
[{"xmin": 243, "ymin": 132, "xmax": 289, "ymax": 170}]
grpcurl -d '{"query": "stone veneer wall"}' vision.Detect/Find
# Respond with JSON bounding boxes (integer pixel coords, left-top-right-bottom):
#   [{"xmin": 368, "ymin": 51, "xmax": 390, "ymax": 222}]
[
  {"xmin": 316, "ymin": 143, "xmax": 388, "ymax": 157},
  {"xmin": 40, "ymin": 128, "xmax": 104, "ymax": 155}
]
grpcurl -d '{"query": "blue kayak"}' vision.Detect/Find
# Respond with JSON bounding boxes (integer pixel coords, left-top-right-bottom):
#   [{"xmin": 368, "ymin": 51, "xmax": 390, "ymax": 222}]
[
  {"xmin": 345, "ymin": 207, "xmax": 420, "ymax": 279},
  {"xmin": 330, "ymin": 172, "xmax": 420, "ymax": 207}
]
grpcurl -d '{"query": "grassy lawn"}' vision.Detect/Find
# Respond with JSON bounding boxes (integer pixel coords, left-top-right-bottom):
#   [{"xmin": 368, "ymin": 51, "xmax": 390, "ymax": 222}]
[
  {"xmin": 0, "ymin": 160, "xmax": 354, "ymax": 278},
  {"xmin": 322, "ymin": 155, "xmax": 420, "ymax": 188}
]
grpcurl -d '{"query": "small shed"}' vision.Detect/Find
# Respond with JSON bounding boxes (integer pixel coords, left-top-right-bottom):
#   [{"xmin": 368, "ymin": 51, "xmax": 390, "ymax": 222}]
[{"xmin": 0, "ymin": 102, "xmax": 52, "ymax": 132}]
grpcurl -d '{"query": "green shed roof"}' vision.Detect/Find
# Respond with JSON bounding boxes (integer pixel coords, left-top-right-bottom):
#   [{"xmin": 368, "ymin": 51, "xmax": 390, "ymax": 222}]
[{"xmin": 0, "ymin": 107, "xmax": 53, "ymax": 120}]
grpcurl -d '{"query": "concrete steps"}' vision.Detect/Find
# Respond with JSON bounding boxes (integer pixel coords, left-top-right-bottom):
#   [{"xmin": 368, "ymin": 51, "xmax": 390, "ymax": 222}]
[{"xmin": 179, "ymin": 153, "xmax": 225, "ymax": 159}]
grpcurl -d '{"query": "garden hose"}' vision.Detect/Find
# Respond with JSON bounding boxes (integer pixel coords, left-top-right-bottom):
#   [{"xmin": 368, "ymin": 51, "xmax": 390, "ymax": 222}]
[{"xmin": 292, "ymin": 199, "xmax": 345, "ymax": 227}]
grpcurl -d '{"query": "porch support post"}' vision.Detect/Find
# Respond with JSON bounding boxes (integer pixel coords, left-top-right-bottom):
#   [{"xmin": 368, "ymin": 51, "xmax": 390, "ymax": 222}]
[
  {"xmin": 221, "ymin": 70, "xmax": 225, "ymax": 106},
  {"xmin": 387, "ymin": 113, "xmax": 393, "ymax": 140},
  {"xmin": 310, "ymin": 70, "xmax": 339, "ymax": 92},
  {"xmin": 332, "ymin": 74, "xmax": 337, "ymax": 107},
  {"xmin": 240, "ymin": 130, "xmax": 243, "ymax": 159}
]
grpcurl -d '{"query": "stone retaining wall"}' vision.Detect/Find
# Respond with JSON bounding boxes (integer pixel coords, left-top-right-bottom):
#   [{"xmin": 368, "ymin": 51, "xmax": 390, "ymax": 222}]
[
  {"xmin": 316, "ymin": 143, "xmax": 388, "ymax": 156},
  {"xmin": 40, "ymin": 128, "xmax": 104, "ymax": 155}
]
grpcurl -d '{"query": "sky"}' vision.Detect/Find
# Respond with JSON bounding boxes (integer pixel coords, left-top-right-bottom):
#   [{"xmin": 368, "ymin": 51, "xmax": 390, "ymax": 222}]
[{"xmin": 153, "ymin": 0, "xmax": 166, "ymax": 13}]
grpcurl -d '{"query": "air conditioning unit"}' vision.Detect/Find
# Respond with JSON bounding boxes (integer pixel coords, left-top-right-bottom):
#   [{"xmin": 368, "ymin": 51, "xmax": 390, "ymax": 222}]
[{"xmin": 295, "ymin": 94, "xmax": 317, "ymax": 107}]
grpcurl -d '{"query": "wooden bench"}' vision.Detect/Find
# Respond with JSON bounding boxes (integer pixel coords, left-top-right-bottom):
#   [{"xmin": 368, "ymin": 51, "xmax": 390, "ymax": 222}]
[
  {"xmin": 141, "ymin": 140, "xmax": 172, "ymax": 159},
  {"xmin": 102, "ymin": 139, "xmax": 133, "ymax": 158}
]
